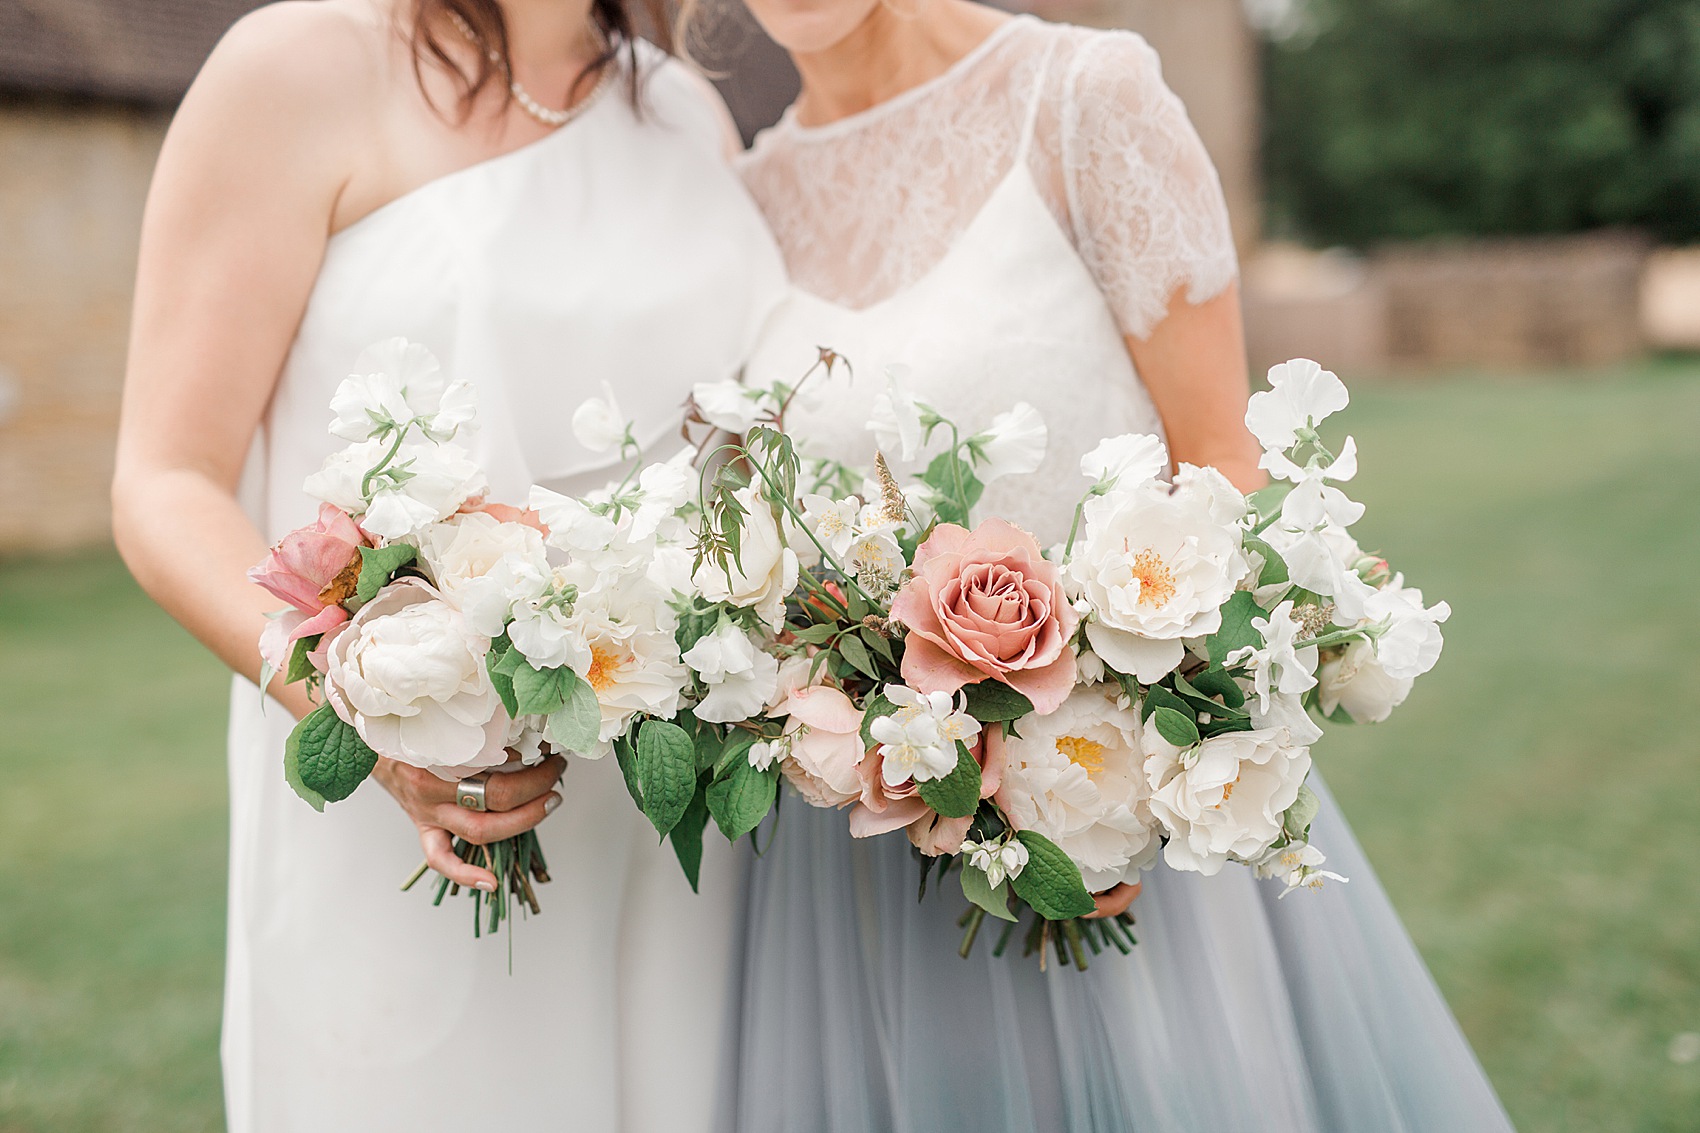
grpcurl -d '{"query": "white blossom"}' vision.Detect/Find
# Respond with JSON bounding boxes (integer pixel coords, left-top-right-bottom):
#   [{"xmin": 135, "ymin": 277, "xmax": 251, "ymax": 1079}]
[
  {"xmin": 868, "ymin": 365, "xmax": 928, "ymax": 462},
  {"xmin": 683, "ymin": 621, "xmax": 781, "ymax": 724},
  {"xmin": 1252, "ymin": 840, "xmax": 1348, "ymax": 897},
  {"xmin": 1144, "ymin": 727, "xmax": 1311, "ymax": 876},
  {"xmin": 1080, "ymin": 433, "xmax": 1168, "ymax": 490},
  {"xmin": 328, "ymin": 338, "xmax": 475, "ymax": 444},
  {"xmin": 692, "ymin": 379, "xmax": 778, "ymax": 433},
  {"xmin": 692, "ymin": 485, "xmax": 800, "ymax": 631},
  {"xmin": 1228, "ymin": 600, "xmax": 1320, "ymax": 713},
  {"xmin": 972, "ymin": 402, "xmax": 1047, "ymax": 484},
  {"xmin": 1246, "ymin": 359, "xmax": 1349, "ymax": 456},
  {"xmin": 571, "ymin": 381, "xmax": 627, "ymax": 454}
]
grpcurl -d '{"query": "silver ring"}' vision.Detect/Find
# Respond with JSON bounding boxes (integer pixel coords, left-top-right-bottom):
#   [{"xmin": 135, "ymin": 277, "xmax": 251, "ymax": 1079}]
[{"xmin": 456, "ymin": 774, "xmax": 489, "ymax": 812}]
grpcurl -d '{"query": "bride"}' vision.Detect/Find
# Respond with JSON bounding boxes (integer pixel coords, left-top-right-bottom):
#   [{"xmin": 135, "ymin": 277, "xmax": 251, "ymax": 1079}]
[
  {"xmin": 715, "ymin": 0, "xmax": 1519, "ymax": 1129},
  {"xmin": 111, "ymin": 0, "xmax": 780, "ymax": 1128}
]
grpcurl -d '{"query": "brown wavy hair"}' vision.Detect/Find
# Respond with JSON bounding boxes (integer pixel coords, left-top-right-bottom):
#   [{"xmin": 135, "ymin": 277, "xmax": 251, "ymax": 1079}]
[{"xmin": 409, "ymin": 0, "xmax": 671, "ymax": 118}]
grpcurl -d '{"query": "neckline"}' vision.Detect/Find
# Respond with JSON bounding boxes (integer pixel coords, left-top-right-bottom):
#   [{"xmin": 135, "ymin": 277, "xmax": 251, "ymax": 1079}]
[
  {"xmin": 328, "ymin": 49, "xmax": 637, "ymax": 245},
  {"xmin": 777, "ymin": 14, "xmax": 1031, "ymax": 142}
]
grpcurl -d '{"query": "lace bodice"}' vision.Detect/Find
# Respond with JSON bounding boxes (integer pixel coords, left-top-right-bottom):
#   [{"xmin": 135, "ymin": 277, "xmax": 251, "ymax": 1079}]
[{"xmin": 738, "ymin": 15, "xmax": 1236, "ymax": 340}]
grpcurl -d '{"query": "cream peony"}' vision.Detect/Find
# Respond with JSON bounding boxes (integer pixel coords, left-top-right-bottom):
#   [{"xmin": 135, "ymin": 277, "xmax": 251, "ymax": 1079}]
[
  {"xmin": 414, "ymin": 511, "xmax": 550, "ymax": 636},
  {"xmin": 692, "ymin": 484, "xmax": 799, "ymax": 631},
  {"xmin": 994, "ymin": 684, "xmax": 1160, "ymax": 892},
  {"xmin": 323, "ymin": 579, "xmax": 508, "ymax": 777},
  {"xmin": 1143, "ymin": 727, "xmax": 1311, "ymax": 876},
  {"xmin": 1068, "ymin": 466, "xmax": 1251, "ymax": 683}
]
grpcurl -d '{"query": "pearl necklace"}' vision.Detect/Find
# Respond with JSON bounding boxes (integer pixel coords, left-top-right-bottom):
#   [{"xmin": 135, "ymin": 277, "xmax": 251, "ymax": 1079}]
[{"xmin": 446, "ymin": 10, "xmax": 612, "ymax": 130}]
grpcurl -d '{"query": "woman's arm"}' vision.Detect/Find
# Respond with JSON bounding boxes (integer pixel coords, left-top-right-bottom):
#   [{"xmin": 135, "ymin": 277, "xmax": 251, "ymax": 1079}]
[{"xmin": 112, "ymin": 6, "xmax": 558, "ymax": 889}]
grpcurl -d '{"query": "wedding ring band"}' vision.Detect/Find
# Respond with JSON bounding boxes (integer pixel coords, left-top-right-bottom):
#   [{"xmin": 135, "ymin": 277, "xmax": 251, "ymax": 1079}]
[{"xmin": 456, "ymin": 774, "xmax": 490, "ymax": 812}]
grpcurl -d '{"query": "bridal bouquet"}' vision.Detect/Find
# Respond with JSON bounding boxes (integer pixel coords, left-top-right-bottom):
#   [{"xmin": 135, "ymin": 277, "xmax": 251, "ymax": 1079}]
[{"xmin": 630, "ymin": 353, "xmax": 1449, "ymax": 970}]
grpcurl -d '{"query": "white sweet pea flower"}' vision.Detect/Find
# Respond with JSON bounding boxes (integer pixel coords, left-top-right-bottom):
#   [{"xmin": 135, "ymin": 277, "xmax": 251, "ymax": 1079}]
[
  {"xmin": 1316, "ymin": 639, "xmax": 1411, "ymax": 724},
  {"xmin": 1250, "ymin": 688, "xmax": 1325, "ymax": 746},
  {"xmin": 507, "ymin": 566, "xmax": 586, "ymax": 671},
  {"xmin": 307, "ymin": 438, "xmax": 487, "ymax": 541},
  {"xmin": 505, "ymin": 713, "xmax": 550, "ymax": 767},
  {"xmin": 1363, "ymin": 575, "xmax": 1450, "ymax": 681},
  {"xmin": 529, "ymin": 485, "xmax": 617, "ymax": 553},
  {"xmin": 972, "ymin": 402, "xmax": 1047, "ymax": 484},
  {"xmin": 1246, "ymin": 359, "xmax": 1349, "ymax": 455},
  {"xmin": 571, "ymin": 381, "xmax": 627, "ymax": 454},
  {"xmin": 328, "ymin": 339, "xmax": 475, "ymax": 444},
  {"xmin": 629, "ymin": 456, "xmax": 696, "ymax": 541},
  {"xmin": 1080, "ymin": 433, "xmax": 1168, "ymax": 490},
  {"xmin": 692, "ymin": 379, "xmax": 778, "ymax": 433},
  {"xmin": 1253, "ymin": 840, "xmax": 1348, "ymax": 897},
  {"xmin": 1143, "ymin": 727, "xmax": 1311, "ymax": 876},
  {"xmin": 1227, "ymin": 600, "xmax": 1319, "ymax": 713},
  {"xmin": 691, "ymin": 485, "xmax": 800, "ymax": 631},
  {"xmin": 683, "ymin": 620, "xmax": 781, "ymax": 724},
  {"xmin": 1262, "ymin": 476, "xmax": 1375, "ymax": 621},
  {"xmin": 868, "ymin": 365, "xmax": 928, "ymax": 462},
  {"xmin": 1068, "ymin": 473, "xmax": 1251, "ymax": 683},
  {"xmin": 994, "ymin": 684, "xmax": 1159, "ymax": 891}
]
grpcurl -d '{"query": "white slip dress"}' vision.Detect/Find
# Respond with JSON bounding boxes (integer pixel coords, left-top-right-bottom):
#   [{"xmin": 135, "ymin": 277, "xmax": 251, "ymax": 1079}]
[
  {"xmin": 725, "ymin": 17, "xmax": 1516, "ymax": 1132},
  {"xmin": 223, "ymin": 46, "xmax": 785, "ymax": 1133}
]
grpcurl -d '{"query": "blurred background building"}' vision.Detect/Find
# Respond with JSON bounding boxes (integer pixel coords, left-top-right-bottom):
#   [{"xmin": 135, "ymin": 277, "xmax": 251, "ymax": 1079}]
[{"xmin": 2, "ymin": 0, "xmax": 1698, "ymax": 555}]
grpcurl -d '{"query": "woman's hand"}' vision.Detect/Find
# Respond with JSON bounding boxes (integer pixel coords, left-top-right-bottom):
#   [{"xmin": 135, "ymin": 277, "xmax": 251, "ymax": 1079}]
[
  {"xmin": 1084, "ymin": 881, "xmax": 1141, "ymax": 920},
  {"xmin": 373, "ymin": 753, "xmax": 567, "ymax": 892}
]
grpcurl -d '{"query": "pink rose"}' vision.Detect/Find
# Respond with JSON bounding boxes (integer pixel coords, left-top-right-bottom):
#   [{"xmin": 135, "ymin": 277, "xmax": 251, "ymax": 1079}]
[
  {"xmin": 889, "ymin": 519, "xmax": 1078, "ymax": 714},
  {"xmin": 773, "ymin": 683, "xmax": 865, "ymax": 808},
  {"xmin": 249, "ymin": 503, "xmax": 371, "ymax": 650},
  {"xmin": 849, "ymin": 730, "xmax": 1007, "ymax": 856}
]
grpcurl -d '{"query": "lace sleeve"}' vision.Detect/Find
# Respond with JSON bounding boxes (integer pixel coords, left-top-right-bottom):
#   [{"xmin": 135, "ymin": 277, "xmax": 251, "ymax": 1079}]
[{"xmin": 1059, "ymin": 31, "xmax": 1238, "ymax": 340}]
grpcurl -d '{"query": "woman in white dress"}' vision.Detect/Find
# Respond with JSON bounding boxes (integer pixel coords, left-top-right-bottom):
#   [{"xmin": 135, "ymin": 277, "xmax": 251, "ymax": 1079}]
[
  {"xmin": 714, "ymin": 1, "xmax": 1519, "ymax": 1129},
  {"xmin": 111, "ymin": 1, "xmax": 781, "ymax": 1129}
]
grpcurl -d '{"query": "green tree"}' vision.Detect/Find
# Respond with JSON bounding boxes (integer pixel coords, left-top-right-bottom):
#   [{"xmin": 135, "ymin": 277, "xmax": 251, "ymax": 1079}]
[{"xmin": 1263, "ymin": 0, "xmax": 1700, "ymax": 245}]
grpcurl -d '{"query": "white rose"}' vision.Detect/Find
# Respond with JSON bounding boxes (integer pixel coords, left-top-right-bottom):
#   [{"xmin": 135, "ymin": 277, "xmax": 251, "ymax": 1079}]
[
  {"xmin": 414, "ymin": 511, "xmax": 550, "ymax": 635},
  {"xmin": 972, "ymin": 402, "xmax": 1047, "ymax": 484},
  {"xmin": 692, "ymin": 485, "xmax": 799, "ymax": 631},
  {"xmin": 1317, "ymin": 638, "xmax": 1411, "ymax": 723},
  {"xmin": 1069, "ymin": 476, "xmax": 1251, "ymax": 683},
  {"xmin": 571, "ymin": 381, "xmax": 626, "ymax": 454},
  {"xmin": 995, "ymin": 685, "xmax": 1160, "ymax": 892},
  {"xmin": 1143, "ymin": 727, "xmax": 1311, "ymax": 875},
  {"xmin": 692, "ymin": 379, "xmax": 777, "ymax": 433},
  {"xmin": 323, "ymin": 579, "xmax": 508, "ymax": 776},
  {"xmin": 684, "ymin": 621, "xmax": 781, "ymax": 724}
]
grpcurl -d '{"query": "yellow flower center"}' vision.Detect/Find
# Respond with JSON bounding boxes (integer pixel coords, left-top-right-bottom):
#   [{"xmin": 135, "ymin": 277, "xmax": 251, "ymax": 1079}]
[
  {"xmin": 1131, "ymin": 548, "xmax": 1177, "ymax": 609},
  {"xmin": 1214, "ymin": 775, "xmax": 1241, "ymax": 809},
  {"xmin": 1057, "ymin": 735, "xmax": 1106, "ymax": 775},
  {"xmin": 585, "ymin": 644, "xmax": 624, "ymax": 693}
]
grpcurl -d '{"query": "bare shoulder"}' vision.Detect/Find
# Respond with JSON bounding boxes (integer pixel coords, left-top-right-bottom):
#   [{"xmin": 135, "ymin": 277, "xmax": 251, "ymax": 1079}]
[{"xmin": 189, "ymin": 1, "xmax": 385, "ymax": 125}]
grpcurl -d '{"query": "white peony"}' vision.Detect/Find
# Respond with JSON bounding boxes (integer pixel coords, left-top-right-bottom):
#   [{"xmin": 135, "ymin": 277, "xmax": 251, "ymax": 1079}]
[
  {"xmin": 1068, "ymin": 468, "xmax": 1251, "ymax": 683},
  {"xmin": 1143, "ymin": 727, "xmax": 1311, "ymax": 876},
  {"xmin": 328, "ymin": 338, "xmax": 475, "ymax": 444},
  {"xmin": 1316, "ymin": 639, "xmax": 1411, "ymax": 724},
  {"xmin": 323, "ymin": 579, "xmax": 508, "ymax": 777},
  {"xmin": 684, "ymin": 621, "xmax": 781, "ymax": 724},
  {"xmin": 1228, "ymin": 600, "xmax": 1319, "ymax": 713},
  {"xmin": 972, "ymin": 402, "xmax": 1047, "ymax": 484},
  {"xmin": 692, "ymin": 485, "xmax": 799, "ymax": 631},
  {"xmin": 413, "ymin": 511, "xmax": 550, "ymax": 636},
  {"xmin": 692, "ymin": 379, "xmax": 778, "ymax": 433},
  {"xmin": 994, "ymin": 685, "xmax": 1160, "ymax": 891},
  {"xmin": 1246, "ymin": 358, "xmax": 1348, "ymax": 456},
  {"xmin": 1080, "ymin": 432, "xmax": 1168, "ymax": 489},
  {"xmin": 571, "ymin": 381, "xmax": 626, "ymax": 454}
]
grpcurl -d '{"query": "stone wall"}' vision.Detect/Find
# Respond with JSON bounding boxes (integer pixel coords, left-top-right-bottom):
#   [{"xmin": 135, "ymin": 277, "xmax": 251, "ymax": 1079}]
[{"xmin": 0, "ymin": 98, "xmax": 166, "ymax": 553}]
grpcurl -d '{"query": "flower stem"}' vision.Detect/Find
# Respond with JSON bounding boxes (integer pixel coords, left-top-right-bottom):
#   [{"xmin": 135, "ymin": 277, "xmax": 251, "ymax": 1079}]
[{"xmin": 360, "ymin": 421, "xmax": 413, "ymax": 498}]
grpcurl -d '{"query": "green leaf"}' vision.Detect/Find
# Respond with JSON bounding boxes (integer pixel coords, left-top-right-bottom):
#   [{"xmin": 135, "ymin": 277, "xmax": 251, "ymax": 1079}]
[
  {"xmin": 546, "ymin": 674, "xmax": 601, "ymax": 754},
  {"xmin": 282, "ymin": 722, "xmax": 327, "ymax": 813},
  {"xmin": 613, "ymin": 735, "xmax": 644, "ymax": 810},
  {"xmin": 1246, "ymin": 481, "xmax": 1293, "ymax": 526},
  {"xmin": 1152, "ymin": 705, "xmax": 1202, "ymax": 748},
  {"xmin": 1242, "ymin": 534, "xmax": 1291, "ymax": 588},
  {"xmin": 284, "ymin": 635, "xmax": 320, "ymax": 685},
  {"xmin": 1173, "ymin": 670, "xmax": 1249, "ymax": 720},
  {"xmin": 513, "ymin": 661, "xmax": 575, "ymax": 718},
  {"xmin": 962, "ymin": 680, "xmax": 1034, "ymax": 723},
  {"xmin": 859, "ymin": 691, "xmax": 898, "ymax": 749},
  {"xmin": 636, "ymin": 719, "xmax": 697, "ymax": 836},
  {"xmin": 288, "ymin": 704, "xmax": 377, "ymax": 804},
  {"xmin": 836, "ymin": 633, "xmax": 879, "ymax": 681},
  {"xmin": 355, "ymin": 543, "xmax": 417, "ymax": 603},
  {"xmin": 960, "ymin": 862, "xmax": 1018, "ymax": 922},
  {"xmin": 790, "ymin": 623, "xmax": 839, "ymax": 645},
  {"xmin": 706, "ymin": 758, "xmax": 778, "ymax": 841},
  {"xmin": 1208, "ymin": 590, "xmax": 1267, "ymax": 666},
  {"xmin": 669, "ymin": 788, "xmax": 711, "ymax": 892},
  {"xmin": 712, "ymin": 730, "xmax": 758, "ymax": 777},
  {"xmin": 485, "ymin": 635, "xmax": 523, "ymax": 717},
  {"xmin": 921, "ymin": 451, "xmax": 984, "ymax": 526},
  {"xmin": 862, "ymin": 627, "xmax": 895, "ymax": 665},
  {"xmin": 1140, "ymin": 682, "xmax": 1192, "ymax": 723},
  {"xmin": 1009, "ymin": 830, "xmax": 1096, "ymax": 920},
  {"xmin": 1284, "ymin": 783, "xmax": 1320, "ymax": 839},
  {"xmin": 917, "ymin": 740, "xmax": 983, "ymax": 819},
  {"xmin": 1188, "ymin": 665, "xmax": 1247, "ymax": 710}
]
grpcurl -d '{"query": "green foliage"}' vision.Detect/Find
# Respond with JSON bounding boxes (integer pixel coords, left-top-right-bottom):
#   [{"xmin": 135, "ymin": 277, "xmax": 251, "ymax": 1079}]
[
  {"xmin": 963, "ymin": 680, "xmax": 1035, "ymax": 723},
  {"xmin": 920, "ymin": 450, "xmax": 984, "ymax": 527},
  {"xmin": 706, "ymin": 755, "xmax": 778, "ymax": 841},
  {"xmin": 917, "ymin": 741, "xmax": 983, "ymax": 819},
  {"xmin": 512, "ymin": 661, "xmax": 577, "ymax": 718},
  {"xmin": 1264, "ymin": 0, "xmax": 1700, "ymax": 243},
  {"xmin": 546, "ymin": 677, "xmax": 601, "ymax": 755},
  {"xmin": 836, "ymin": 632, "xmax": 879, "ymax": 681},
  {"xmin": 354, "ymin": 543, "xmax": 417, "ymax": 603},
  {"xmin": 1152, "ymin": 705, "xmax": 1203, "ymax": 748},
  {"xmin": 1285, "ymin": 783, "xmax": 1322, "ymax": 841},
  {"xmin": 485, "ymin": 634, "xmax": 524, "ymax": 717},
  {"xmin": 961, "ymin": 861, "xmax": 1018, "ymax": 922},
  {"xmin": 1009, "ymin": 830, "xmax": 1097, "ymax": 920},
  {"xmin": 284, "ymin": 634, "xmax": 319, "ymax": 685},
  {"xmin": 669, "ymin": 791, "xmax": 712, "ymax": 892},
  {"xmin": 635, "ymin": 719, "xmax": 697, "ymax": 836},
  {"xmin": 286, "ymin": 704, "xmax": 377, "ymax": 804},
  {"xmin": 1208, "ymin": 591, "xmax": 1266, "ymax": 666}
]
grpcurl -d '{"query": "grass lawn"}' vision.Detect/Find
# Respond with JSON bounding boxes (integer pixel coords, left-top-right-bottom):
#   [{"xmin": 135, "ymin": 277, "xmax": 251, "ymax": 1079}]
[{"xmin": 1, "ymin": 358, "xmax": 1697, "ymax": 1131}]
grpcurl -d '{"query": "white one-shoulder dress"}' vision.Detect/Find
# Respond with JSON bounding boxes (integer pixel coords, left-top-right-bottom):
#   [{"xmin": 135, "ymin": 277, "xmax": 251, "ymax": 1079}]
[
  {"xmin": 223, "ymin": 46, "xmax": 784, "ymax": 1133},
  {"xmin": 727, "ymin": 17, "xmax": 1516, "ymax": 1132}
]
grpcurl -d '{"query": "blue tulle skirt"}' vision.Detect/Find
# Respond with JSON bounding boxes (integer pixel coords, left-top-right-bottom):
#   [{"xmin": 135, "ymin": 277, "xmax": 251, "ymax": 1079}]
[{"xmin": 719, "ymin": 775, "xmax": 1514, "ymax": 1132}]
